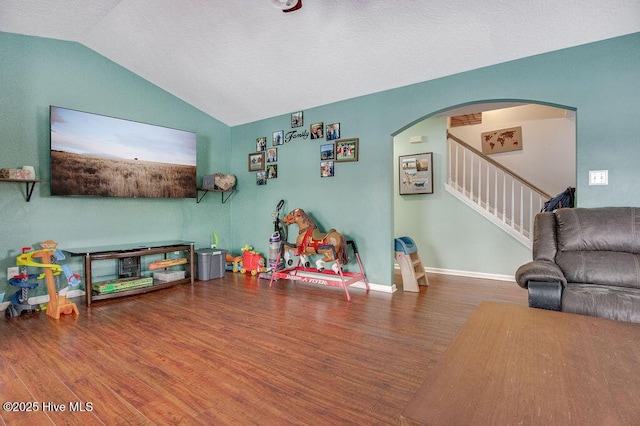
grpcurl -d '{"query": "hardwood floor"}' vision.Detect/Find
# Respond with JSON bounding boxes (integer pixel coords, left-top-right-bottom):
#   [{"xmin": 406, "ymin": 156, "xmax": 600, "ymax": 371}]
[{"xmin": 0, "ymin": 272, "xmax": 527, "ymax": 425}]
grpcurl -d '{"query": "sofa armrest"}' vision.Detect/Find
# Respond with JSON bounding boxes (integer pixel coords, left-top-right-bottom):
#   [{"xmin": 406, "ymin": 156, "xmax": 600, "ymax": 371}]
[
  {"xmin": 515, "ymin": 260, "xmax": 567, "ymax": 289},
  {"xmin": 527, "ymin": 281, "xmax": 562, "ymax": 311}
]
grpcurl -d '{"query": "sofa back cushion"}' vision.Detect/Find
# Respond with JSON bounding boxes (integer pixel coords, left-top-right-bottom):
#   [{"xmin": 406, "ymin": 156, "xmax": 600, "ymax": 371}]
[
  {"xmin": 555, "ymin": 207, "xmax": 640, "ymax": 253},
  {"xmin": 554, "ymin": 207, "xmax": 640, "ymax": 289}
]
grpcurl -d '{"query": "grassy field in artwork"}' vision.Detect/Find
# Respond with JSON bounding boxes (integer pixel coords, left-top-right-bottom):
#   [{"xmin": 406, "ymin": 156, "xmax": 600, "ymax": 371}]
[{"xmin": 51, "ymin": 151, "xmax": 196, "ymax": 198}]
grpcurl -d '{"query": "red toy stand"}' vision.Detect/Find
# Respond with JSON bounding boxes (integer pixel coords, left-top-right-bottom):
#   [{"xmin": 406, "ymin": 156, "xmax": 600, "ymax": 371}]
[{"xmin": 269, "ymin": 240, "xmax": 369, "ymax": 301}]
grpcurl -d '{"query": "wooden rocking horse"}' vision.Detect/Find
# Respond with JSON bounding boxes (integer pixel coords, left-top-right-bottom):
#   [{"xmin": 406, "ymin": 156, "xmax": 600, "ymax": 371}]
[{"xmin": 282, "ymin": 208, "xmax": 348, "ymax": 272}]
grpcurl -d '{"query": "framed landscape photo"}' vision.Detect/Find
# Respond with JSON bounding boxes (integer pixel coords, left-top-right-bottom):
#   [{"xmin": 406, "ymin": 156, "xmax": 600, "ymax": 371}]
[
  {"xmin": 399, "ymin": 152, "xmax": 433, "ymax": 195},
  {"xmin": 248, "ymin": 151, "xmax": 265, "ymax": 172},
  {"xmin": 335, "ymin": 138, "xmax": 359, "ymax": 162}
]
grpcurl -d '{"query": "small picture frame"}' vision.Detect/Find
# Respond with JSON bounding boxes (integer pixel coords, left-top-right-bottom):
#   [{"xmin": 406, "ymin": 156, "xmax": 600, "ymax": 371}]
[
  {"xmin": 326, "ymin": 123, "xmax": 340, "ymax": 141},
  {"xmin": 291, "ymin": 111, "xmax": 303, "ymax": 128},
  {"xmin": 320, "ymin": 143, "xmax": 334, "ymax": 160},
  {"xmin": 248, "ymin": 152, "xmax": 265, "ymax": 172},
  {"xmin": 272, "ymin": 130, "xmax": 284, "ymax": 146},
  {"xmin": 321, "ymin": 161, "xmax": 334, "ymax": 178},
  {"xmin": 335, "ymin": 138, "xmax": 359, "ymax": 162},
  {"xmin": 267, "ymin": 164, "xmax": 278, "ymax": 179},
  {"xmin": 266, "ymin": 147, "xmax": 278, "ymax": 163},
  {"xmin": 399, "ymin": 152, "xmax": 433, "ymax": 195},
  {"xmin": 310, "ymin": 122, "xmax": 324, "ymax": 140},
  {"xmin": 256, "ymin": 137, "xmax": 267, "ymax": 152},
  {"xmin": 256, "ymin": 171, "xmax": 267, "ymax": 185}
]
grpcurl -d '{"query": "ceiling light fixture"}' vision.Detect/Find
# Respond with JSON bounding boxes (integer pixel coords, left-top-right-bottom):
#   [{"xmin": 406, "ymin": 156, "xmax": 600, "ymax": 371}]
[{"xmin": 271, "ymin": 0, "xmax": 303, "ymax": 13}]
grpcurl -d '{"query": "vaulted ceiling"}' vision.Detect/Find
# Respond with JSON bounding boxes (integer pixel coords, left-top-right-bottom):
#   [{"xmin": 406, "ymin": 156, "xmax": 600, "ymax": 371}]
[{"xmin": 1, "ymin": 0, "xmax": 639, "ymax": 126}]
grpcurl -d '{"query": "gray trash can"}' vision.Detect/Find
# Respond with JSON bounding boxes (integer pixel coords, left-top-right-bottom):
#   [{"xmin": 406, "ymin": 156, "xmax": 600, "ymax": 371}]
[{"xmin": 196, "ymin": 248, "xmax": 227, "ymax": 280}]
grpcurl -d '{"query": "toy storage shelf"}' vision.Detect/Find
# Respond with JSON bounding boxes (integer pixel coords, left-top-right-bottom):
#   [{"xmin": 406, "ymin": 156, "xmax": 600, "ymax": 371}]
[
  {"xmin": 65, "ymin": 241, "xmax": 195, "ymax": 306},
  {"xmin": 0, "ymin": 179, "xmax": 41, "ymax": 202}
]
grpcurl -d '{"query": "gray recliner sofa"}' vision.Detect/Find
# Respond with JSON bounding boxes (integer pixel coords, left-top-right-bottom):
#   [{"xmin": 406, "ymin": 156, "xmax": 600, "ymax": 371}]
[{"xmin": 515, "ymin": 207, "xmax": 640, "ymax": 323}]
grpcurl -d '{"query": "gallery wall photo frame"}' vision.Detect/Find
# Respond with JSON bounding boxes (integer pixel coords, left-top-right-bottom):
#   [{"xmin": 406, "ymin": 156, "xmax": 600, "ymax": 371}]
[
  {"xmin": 326, "ymin": 123, "xmax": 340, "ymax": 140},
  {"xmin": 256, "ymin": 136, "xmax": 267, "ymax": 151},
  {"xmin": 320, "ymin": 143, "xmax": 334, "ymax": 160},
  {"xmin": 335, "ymin": 138, "xmax": 359, "ymax": 162},
  {"xmin": 266, "ymin": 147, "xmax": 278, "ymax": 163},
  {"xmin": 248, "ymin": 151, "xmax": 265, "ymax": 172},
  {"xmin": 291, "ymin": 111, "xmax": 303, "ymax": 128},
  {"xmin": 321, "ymin": 161, "xmax": 334, "ymax": 178},
  {"xmin": 310, "ymin": 122, "xmax": 324, "ymax": 139},
  {"xmin": 399, "ymin": 152, "xmax": 433, "ymax": 195},
  {"xmin": 272, "ymin": 130, "xmax": 284, "ymax": 146}
]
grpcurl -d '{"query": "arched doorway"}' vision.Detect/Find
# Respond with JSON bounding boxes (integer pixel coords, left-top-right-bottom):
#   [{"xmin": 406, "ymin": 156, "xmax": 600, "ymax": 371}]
[{"xmin": 392, "ymin": 100, "xmax": 576, "ymax": 279}]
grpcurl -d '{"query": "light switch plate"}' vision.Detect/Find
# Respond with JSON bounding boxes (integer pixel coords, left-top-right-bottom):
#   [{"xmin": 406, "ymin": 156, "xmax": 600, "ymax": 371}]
[{"xmin": 589, "ymin": 170, "xmax": 608, "ymax": 185}]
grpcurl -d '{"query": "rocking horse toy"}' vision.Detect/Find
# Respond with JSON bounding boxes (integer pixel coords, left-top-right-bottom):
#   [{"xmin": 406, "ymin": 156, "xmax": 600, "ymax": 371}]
[
  {"xmin": 269, "ymin": 208, "xmax": 369, "ymax": 301},
  {"xmin": 282, "ymin": 208, "xmax": 347, "ymax": 273}
]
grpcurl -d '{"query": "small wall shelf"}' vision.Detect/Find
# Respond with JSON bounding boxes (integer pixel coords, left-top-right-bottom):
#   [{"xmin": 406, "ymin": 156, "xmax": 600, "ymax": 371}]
[
  {"xmin": 196, "ymin": 188, "xmax": 235, "ymax": 204},
  {"xmin": 0, "ymin": 179, "xmax": 41, "ymax": 202}
]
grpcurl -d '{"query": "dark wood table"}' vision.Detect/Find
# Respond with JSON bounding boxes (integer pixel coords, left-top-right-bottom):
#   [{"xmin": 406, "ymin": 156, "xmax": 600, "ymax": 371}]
[{"xmin": 400, "ymin": 301, "xmax": 640, "ymax": 425}]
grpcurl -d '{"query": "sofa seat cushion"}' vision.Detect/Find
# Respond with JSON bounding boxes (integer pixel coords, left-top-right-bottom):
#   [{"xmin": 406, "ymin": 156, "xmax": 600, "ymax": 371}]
[
  {"xmin": 562, "ymin": 284, "xmax": 640, "ymax": 323},
  {"xmin": 556, "ymin": 251, "xmax": 640, "ymax": 289}
]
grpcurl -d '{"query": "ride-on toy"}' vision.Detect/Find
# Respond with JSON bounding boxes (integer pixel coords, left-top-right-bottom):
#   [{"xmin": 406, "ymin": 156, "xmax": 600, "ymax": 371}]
[{"xmin": 269, "ymin": 208, "xmax": 369, "ymax": 301}]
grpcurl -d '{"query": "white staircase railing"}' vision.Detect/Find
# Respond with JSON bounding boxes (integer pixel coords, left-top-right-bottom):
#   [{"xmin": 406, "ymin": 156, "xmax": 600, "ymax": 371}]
[{"xmin": 445, "ymin": 133, "xmax": 551, "ymax": 248}]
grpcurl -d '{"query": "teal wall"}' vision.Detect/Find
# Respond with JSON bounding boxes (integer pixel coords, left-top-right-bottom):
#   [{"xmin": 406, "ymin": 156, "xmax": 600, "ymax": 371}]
[
  {"xmin": 2, "ymin": 31, "xmax": 640, "ymax": 297},
  {"xmin": 0, "ymin": 32, "xmax": 231, "ymax": 297},
  {"xmin": 230, "ymin": 33, "xmax": 640, "ymax": 286}
]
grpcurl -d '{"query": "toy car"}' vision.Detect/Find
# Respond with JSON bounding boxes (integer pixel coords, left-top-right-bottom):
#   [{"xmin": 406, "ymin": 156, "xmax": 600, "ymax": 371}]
[{"xmin": 240, "ymin": 251, "xmax": 266, "ymax": 276}]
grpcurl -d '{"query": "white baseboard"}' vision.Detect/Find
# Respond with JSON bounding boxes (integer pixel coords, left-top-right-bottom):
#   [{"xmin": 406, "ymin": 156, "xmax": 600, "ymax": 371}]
[
  {"xmin": 394, "ymin": 264, "xmax": 515, "ymax": 282},
  {"xmin": 350, "ymin": 281, "xmax": 397, "ymax": 293}
]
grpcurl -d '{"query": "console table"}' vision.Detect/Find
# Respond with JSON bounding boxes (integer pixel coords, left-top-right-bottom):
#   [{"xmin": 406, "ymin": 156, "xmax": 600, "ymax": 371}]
[
  {"xmin": 65, "ymin": 241, "xmax": 195, "ymax": 306},
  {"xmin": 400, "ymin": 302, "xmax": 640, "ymax": 425}
]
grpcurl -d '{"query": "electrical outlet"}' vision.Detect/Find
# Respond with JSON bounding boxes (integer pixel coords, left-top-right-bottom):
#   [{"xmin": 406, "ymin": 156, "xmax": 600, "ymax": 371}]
[{"xmin": 7, "ymin": 267, "xmax": 19, "ymax": 280}]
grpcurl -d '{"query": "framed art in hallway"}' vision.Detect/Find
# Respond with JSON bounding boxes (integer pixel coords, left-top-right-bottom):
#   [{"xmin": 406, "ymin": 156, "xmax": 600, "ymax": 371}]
[{"xmin": 399, "ymin": 152, "xmax": 433, "ymax": 195}]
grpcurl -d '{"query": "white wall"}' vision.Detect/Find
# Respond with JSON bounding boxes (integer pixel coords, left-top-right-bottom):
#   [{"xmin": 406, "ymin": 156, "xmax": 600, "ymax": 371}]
[{"xmin": 448, "ymin": 104, "xmax": 576, "ymax": 196}]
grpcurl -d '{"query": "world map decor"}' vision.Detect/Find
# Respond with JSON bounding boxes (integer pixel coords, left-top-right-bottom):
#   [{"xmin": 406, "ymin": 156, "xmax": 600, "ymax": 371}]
[{"xmin": 481, "ymin": 126, "xmax": 523, "ymax": 154}]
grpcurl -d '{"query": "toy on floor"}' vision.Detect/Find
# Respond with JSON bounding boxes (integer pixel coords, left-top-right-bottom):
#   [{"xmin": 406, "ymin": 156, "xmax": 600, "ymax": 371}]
[
  {"xmin": 226, "ymin": 253, "xmax": 243, "ymax": 272},
  {"xmin": 7, "ymin": 240, "xmax": 80, "ymax": 319},
  {"xmin": 238, "ymin": 245, "xmax": 266, "ymax": 276},
  {"xmin": 282, "ymin": 208, "xmax": 347, "ymax": 273},
  {"xmin": 270, "ymin": 208, "xmax": 369, "ymax": 301}
]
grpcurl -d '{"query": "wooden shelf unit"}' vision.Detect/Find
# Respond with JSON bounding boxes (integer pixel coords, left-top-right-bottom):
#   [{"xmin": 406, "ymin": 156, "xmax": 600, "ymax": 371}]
[{"xmin": 65, "ymin": 241, "xmax": 195, "ymax": 306}]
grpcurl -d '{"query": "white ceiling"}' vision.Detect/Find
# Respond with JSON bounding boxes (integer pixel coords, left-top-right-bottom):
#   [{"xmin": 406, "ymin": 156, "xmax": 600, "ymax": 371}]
[{"xmin": 1, "ymin": 0, "xmax": 639, "ymax": 126}]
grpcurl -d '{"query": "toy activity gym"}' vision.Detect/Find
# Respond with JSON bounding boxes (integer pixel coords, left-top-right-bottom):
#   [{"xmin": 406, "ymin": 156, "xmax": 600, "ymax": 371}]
[{"xmin": 7, "ymin": 240, "xmax": 79, "ymax": 319}]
